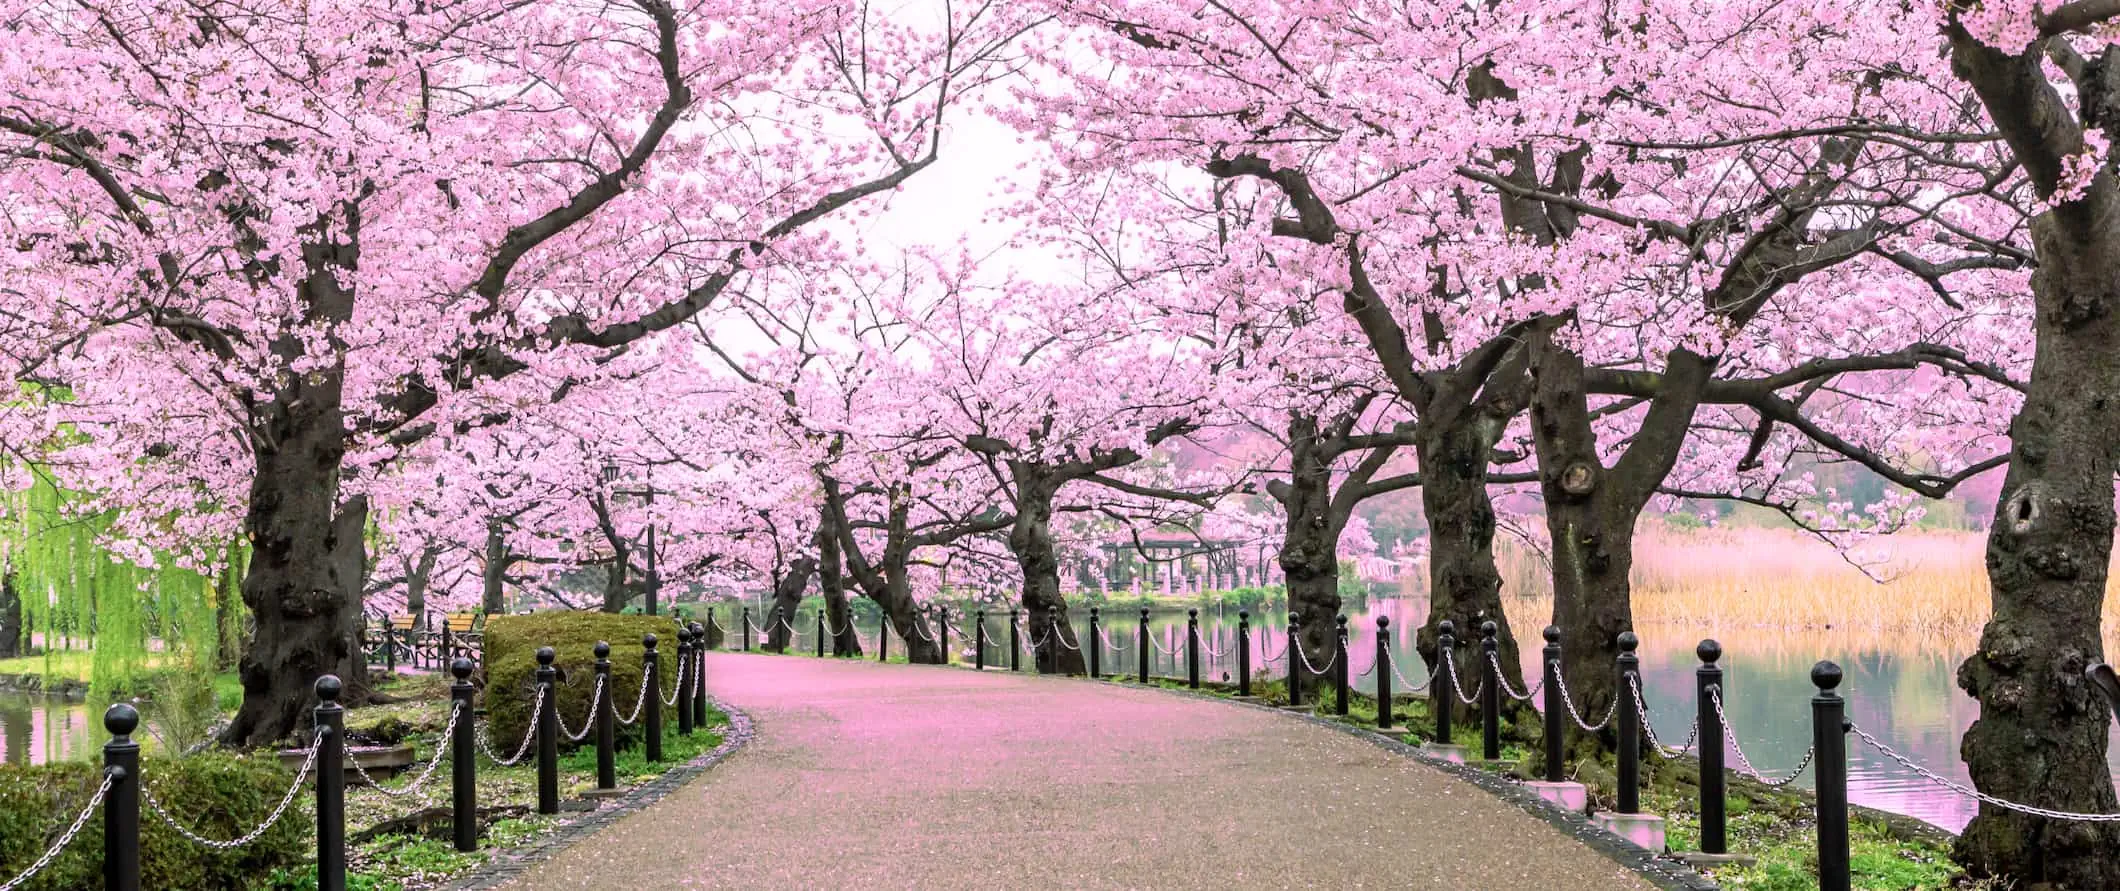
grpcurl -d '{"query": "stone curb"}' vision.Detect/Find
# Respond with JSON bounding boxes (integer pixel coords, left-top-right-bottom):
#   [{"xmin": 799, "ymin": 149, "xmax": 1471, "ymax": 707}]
[
  {"xmin": 448, "ymin": 697, "xmax": 755, "ymax": 890},
  {"xmin": 724, "ymin": 650, "xmax": 1717, "ymax": 891}
]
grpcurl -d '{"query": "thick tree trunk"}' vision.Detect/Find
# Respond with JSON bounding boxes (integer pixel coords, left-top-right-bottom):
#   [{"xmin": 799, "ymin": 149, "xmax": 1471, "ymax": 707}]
[
  {"xmin": 1009, "ymin": 483, "xmax": 1085, "ymax": 675},
  {"xmin": 1952, "ymin": 210, "xmax": 2120, "ymax": 883},
  {"xmin": 482, "ymin": 521, "xmax": 508, "ymax": 614},
  {"xmin": 1416, "ymin": 411, "xmax": 1528, "ymax": 699},
  {"xmin": 404, "ymin": 547, "xmax": 436, "ymax": 618},
  {"xmin": 223, "ymin": 435, "xmax": 368, "ymax": 746},
  {"xmin": 880, "ymin": 564, "xmax": 944, "ymax": 664},
  {"xmin": 1278, "ymin": 416, "xmax": 1342, "ymax": 696},
  {"xmin": 0, "ymin": 571, "xmax": 20, "ymax": 660},
  {"xmin": 763, "ymin": 557, "xmax": 816, "ymax": 653},
  {"xmin": 816, "ymin": 517, "xmax": 861, "ymax": 657}
]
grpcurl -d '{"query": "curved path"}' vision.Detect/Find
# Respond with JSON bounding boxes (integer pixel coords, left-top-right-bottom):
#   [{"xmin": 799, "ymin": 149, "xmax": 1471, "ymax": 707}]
[{"xmin": 502, "ymin": 653, "xmax": 1657, "ymax": 890}]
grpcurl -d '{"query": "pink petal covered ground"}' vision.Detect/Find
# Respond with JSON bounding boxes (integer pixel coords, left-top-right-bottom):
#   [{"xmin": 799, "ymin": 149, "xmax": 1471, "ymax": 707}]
[{"xmin": 502, "ymin": 653, "xmax": 1656, "ymax": 889}]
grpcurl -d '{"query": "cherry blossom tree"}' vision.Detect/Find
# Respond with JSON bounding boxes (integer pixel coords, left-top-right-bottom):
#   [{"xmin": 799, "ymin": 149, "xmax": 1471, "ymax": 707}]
[{"xmin": 0, "ymin": 0, "xmax": 1033, "ymax": 743}]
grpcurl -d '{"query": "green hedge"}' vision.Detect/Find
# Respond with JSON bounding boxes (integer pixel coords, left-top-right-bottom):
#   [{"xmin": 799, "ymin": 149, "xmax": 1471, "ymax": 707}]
[
  {"xmin": 482, "ymin": 611, "xmax": 683, "ymax": 752},
  {"xmin": 0, "ymin": 750, "xmax": 307, "ymax": 890}
]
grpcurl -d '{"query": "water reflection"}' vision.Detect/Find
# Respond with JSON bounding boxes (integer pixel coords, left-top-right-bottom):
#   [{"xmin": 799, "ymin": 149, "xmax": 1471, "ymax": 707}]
[{"xmin": 0, "ymin": 693, "xmax": 94, "ymax": 765}]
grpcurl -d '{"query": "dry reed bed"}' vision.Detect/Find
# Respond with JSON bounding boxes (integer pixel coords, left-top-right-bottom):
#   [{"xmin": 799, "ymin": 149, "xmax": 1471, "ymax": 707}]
[{"xmin": 1490, "ymin": 528, "xmax": 2120, "ymax": 651}]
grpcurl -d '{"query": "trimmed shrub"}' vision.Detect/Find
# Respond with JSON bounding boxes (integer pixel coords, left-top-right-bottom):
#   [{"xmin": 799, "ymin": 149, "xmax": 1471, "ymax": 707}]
[
  {"xmin": 0, "ymin": 749, "xmax": 307, "ymax": 890},
  {"xmin": 482, "ymin": 611, "xmax": 683, "ymax": 752}
]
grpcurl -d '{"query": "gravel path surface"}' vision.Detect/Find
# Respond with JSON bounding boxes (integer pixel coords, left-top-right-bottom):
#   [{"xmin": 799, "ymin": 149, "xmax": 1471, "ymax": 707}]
[{"xmin": 501, "ymin": 653, "xmax": 1657, "ymax": 890}]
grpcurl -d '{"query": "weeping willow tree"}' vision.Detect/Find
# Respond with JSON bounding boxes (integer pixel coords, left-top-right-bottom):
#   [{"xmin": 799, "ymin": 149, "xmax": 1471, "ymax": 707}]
[{"xmin": 2, "ymin": 469, "xmax": 241, "ymax": 698}]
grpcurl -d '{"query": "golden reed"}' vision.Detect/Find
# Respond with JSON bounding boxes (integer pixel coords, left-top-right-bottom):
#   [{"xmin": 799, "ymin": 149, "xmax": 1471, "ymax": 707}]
[{"xmin": 1481, "ymin": 527, "xmax": 2120, "ymax": 654}]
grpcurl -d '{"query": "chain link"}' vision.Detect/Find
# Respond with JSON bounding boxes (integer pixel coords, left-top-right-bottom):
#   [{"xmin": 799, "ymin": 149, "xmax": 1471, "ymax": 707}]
[
  {"xmin": 1292, "ymin": 639, "xmax": 1339, "ymax": 675},
  {"xmin": 349, "ymin": 702, "xmax": 461, "ymax": 798},
  {"xmin": 1550, "ymin": 662, "xmax": 1617, "ymax": 731},
  {"xmin": 616, "ymin": 670, "xmax": 652, "ymax": 725},
  {"xmin": 1626, "ymin": 676, "xmax": 1697, "ymax": 759},
  {"xmin": 555, "ymin": 677, "xmax": 604, "ymax": 742},
  {"xmin": 1488, "ymin": 651, "xmax": 1544, "ymax": 701},
  {"xmin": 477, "ymin": 686, "xmax": 544, "ymax": 766},
  {"xmin": 146, "ymin": 729, "xmax": 320, "ymax": 849},
  {"xmin": 1448, "ymin": 657, "xmax": 1484, "ymax": 705},
  {"xmin": 1710, "ymin": 687, "xmax": 1813, "ymax": 787},
  {"xmin": 1385, "ymin": 648, "xmax": 1433, "ymax": 693},
  {"xmin": 661, "ymin": 657, "xmax": 687, "ymax": 707},
  {"xmin": 1254, "ymin": 631, "xmax": 1284, "ymax": 662},
  {"xmin": 1351, "ymin": 651, "xmax": 1377, "ymax": 679},
  {"xmin": 0, "ymin": 772, "xmax": 111, "ymax": 891},
  {"xmin": 1848, "ymin": 723, "xmax": 2120, "ymax": 820}
]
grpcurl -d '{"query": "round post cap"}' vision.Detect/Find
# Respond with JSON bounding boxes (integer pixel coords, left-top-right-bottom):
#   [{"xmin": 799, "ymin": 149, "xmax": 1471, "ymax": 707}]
[
  {"xmin": 535, "ymin": 646, "xmax": 556, "ymax": 665},
  {"xmin": 643, "ymin": 632, "xmax": 659, "ymax": 648},
  {"xmin": 1617, "ymin": 631, "xmax": 1640, "ymax": 653},
  {"xmin": 1376, "ymin": 614, "xmax": 1389, "ymax": 629},
  {"xmin": 1811, "ymin": 660, "xmax": 1844, "ymax": 691},
  {"xmin": 1697, "ymin": 639, "xmax": 1723, "ymax": 664},
  {"xmin": 594, "ymin": 641, "xmax": 611, "ymax": 659},
  {"xmin": 315, "ymin": 674, "xmax": 344, "ymax": 701},
  {"xmin": 451, "ymin": 657, "xmax": 476, "ymax": 679},
  {"xmin": 1542, "ymin": 625, "xmax": 1562, "ymax": 645},
  {"xmin": 1438, "ymin": 619, "xmax": 1455, "ymax": 636},
  {"xmin": 104, "ymin": 702, "xmax": 141, "ymax": 736}
]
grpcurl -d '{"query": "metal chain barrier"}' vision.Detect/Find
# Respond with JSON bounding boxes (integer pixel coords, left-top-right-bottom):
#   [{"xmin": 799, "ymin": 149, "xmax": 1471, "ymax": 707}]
[
  {"xmin": 1255, "ymin": 631, "xmax": 1284, "ymax": 662},
  {"xmin": 1550, "ymin": 663, "xmax": 1618, "ymax": 732},
  {"xmin": 1385, "ymin": 649, "xmax": 1433, "ymax": 693},
  {"xmin": 1710, "ymin": 688, "xmax": 1812, "ymax": 787},
  {"xmin": 1292, "ymin": 638, "xmax": 1339, "ymax": 675},
  {"xmin": 820, "ymin": 613, "xmax": 850, "ymax": 638},
  {"xmin": 1627, "ymin": 676, "xmax": 1697, "ymax": 759},
  {"xmin": 556, "ymin": 676, "xmax": 604, "ymax": 742},
  {"xmin": 1488, "ymin": 651, "xmax": 1544, "ymax": 701},
  {"xmin": 1351, "ymin": 651, "xmax": 1377, "ymax": 679},
  {"xmin": 1448, "ymin": 657, "xmax": 1484, "ymax": 705},
  {"xmin": 349, "ymin": 701, "xmax": 462, "ymax": 798},
  {"xmin": 1147, "ymin": 631, "xmax": 1179, "ymax": 656},
  {"xmin": 1848, "ymin": 724, "xmax": 2120, "ymax": 821},
  {"xmin": 478, "ymin": 686, "xmax": 545, "ymax": 766},
  {"xmin": 0, "ymin": 773, "xmax": 112, "ymax": 891},
  {"xmin": 145, "ymin": 729, "xmax": 321, "ymax": 849},
  {"xmin": 617, "ymin": 669, "xmax": 653, "ymax": 725},
  {"xmin": 1053, "ymin": 626, "xmax": 1082, "ymax": 651},
  {"xmin": 661, "ymin": 657, "xmax": 687, "ymax": 707}
]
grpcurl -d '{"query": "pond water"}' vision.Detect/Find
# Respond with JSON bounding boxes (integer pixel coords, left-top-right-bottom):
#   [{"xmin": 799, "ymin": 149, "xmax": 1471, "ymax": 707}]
[
  {"xmin": 0, "ymin": 692, "xmax": 100, "ymax": 765},
  {"xmin": 12, "ymin": 595, "xmax": 2116, "ymax": 834}
]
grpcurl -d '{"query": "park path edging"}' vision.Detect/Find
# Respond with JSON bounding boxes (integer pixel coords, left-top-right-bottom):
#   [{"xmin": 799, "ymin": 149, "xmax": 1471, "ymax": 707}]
[{"xmin": 448, "ymin": 697, "xmax": 754, "ymax": 890}]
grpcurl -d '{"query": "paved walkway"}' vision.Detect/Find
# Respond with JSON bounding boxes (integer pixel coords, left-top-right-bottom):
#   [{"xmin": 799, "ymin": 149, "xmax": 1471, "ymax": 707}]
[{"xmin": 502, "ymin": 653, "xmax": 1657, "ymax": 890}]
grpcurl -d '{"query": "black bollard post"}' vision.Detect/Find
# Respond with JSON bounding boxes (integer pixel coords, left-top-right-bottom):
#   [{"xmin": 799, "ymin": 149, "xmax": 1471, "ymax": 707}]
[
  {"xmin": 1334, "ymin": 615, "xmax": 1349, "ymax": 716},
  {"xmin": 1616, "ymin": 631, "xmax": 1641, "ymax": 814},
  {"xmin": 316, "ymin": 675, "xmax": 347, "ymax": 891},
  {"xmin": 643, "ymin": 634, "xmax": 664, "ymax": 763},
  {"xmin": 1187, "ymin": 608, "xmax": 1201, "ymax": 689},
  {"xmin": 1374, "ymin": 616, "xmax": 1392, "ymax": 729},
  {"xmin": 1697, "ymin": 640, "xmax": 1727, "ymax": 855},
  {"xmin": 1238, "ymin": 611, "xmax": 1253, "ymax": 697},
  {"xmin": 451, "ymin": 657, "xmax": 478, "ymax": 852},
  {"xmin": 690, "ymin": 621, "xmax": 708, "ymax": 727},
  {"xmin": 938, "ymin": 606, "xmax": 950, "ymax": 665},
  {"xmin": 1542, "ymin": 626, "xmax": 1564, "ymax": 783},
  {"xmin": 534, "ymin": 648, "xmax": 559, "ymax": 814},
  {"xmin": 742, "ymin": 606, "xmax": 753, "ymax": 652},
  {"xmin": 816, "ymin": 610, "xmax": 825, "ymax": 658},
  {"xmin": 676, "ymin": 629, "xmax": 696, "ymax": 737},
  {"xmin": 1137, "ymin": 607, "xmax": 1149, "ymax": 683},
  {"xmin": 1287, "ymin": 613, "xmax": 1303, "ymax": 707},
  {"xmin": 594, "ymin": 642, "xmax": 616, "ymax": 791},
  {"xmin": 1814, "ymin": 661, "xmax": 1849, "ymax": 891},
  {"xmin": 1088, "ymin": 607, "xmax": 1102, "ymax": 679},
  {"xmin": 1009, "ymin": 608, "xmax": 1020, "ymax": 672},
  {"xmin": 1046, "ymin": 605, "xmax": 1060, "ymax": 673},
  {"xmin": 1481, "ymin": 620, "xmax": 1501, "ymax": 761},
  {"xmin": 103, "ymin": 703, "xmax": 141, "ymax": 891},
  {"xmin": 976, "ymin": 610, "xmax": 988, "ymax": 670},
  {"xmin": 1434, "ymin": 620, "xmax": 1455, "ymax": 745}
]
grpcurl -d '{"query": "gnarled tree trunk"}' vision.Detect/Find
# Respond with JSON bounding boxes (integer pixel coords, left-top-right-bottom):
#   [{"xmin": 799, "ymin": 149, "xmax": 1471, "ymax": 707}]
[
  {"xmin": 1278, "ymin": 415, "xmax": 1342, "ymax": 696},
  {"xmin": 1416, "ymin": 413, "xmax": 1529, "ymax": 722},
  {"xmin": 1949, "ymin": 159, "xmax": 2120, "ymax": 883},
  {"xmin": 1009, "ymin": 482, "xmax": 1085, "ymax": 675},
  {"xmin": 815, "ymin": 519, "xmax": 862, "ymax": 656},
  {"xmin": 0, "ymin": 571, "xmax": 20, "ymax": 660},
  {"xmin": 482, "ymin": 521, "xmax": 509, "ymax": 614},
  {"xmin": 763, "ymin": 557, "xmax": 816, "ymax": 653}
]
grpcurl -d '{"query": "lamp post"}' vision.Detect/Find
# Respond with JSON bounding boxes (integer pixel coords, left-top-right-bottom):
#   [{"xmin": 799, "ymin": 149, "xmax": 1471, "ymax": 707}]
[{"xmin": 604, "ymin": 461, "xmax": 663, "ymax": 617}]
